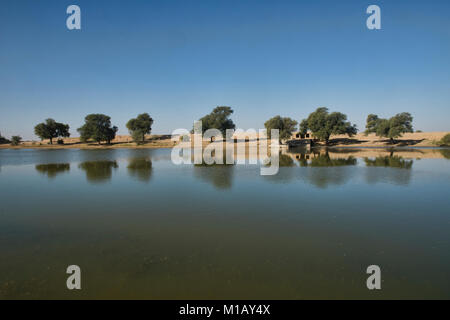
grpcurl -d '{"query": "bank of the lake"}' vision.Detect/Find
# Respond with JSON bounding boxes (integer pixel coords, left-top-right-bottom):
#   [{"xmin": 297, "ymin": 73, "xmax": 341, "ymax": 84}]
[{"xmin": 1, "ymin": 132, "xmax": 448, "ymax": 149}]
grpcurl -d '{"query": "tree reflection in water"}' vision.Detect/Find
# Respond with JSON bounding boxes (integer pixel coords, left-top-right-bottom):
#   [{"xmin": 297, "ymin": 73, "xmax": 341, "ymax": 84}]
[
  {"xmin": 35, "ymin": 163, "xmax": 70, "ymax": 178},
  {"xmin": 279, "ymin": 154, "xmax": 295, "ymax": 167},
  {"xmin": 265, "ymin": 152, "xmax": 357, "ymax": 187},
  {"xmin": 301, "ymin": 153, "xmax": 357, "ymax": 188},
  {"xmin": 364, "ymin": 155, "xmax": 413, "ymax": 169},
  {"xmin": 193, "ymin": 158, "xmax": 234, "ymax": 190},
  {"xmin": 78, "ymin": 161, "xmax": 118, "ymax": 183},
  {"xmin": 127, "ymin": 158, "xmax": 153, "ymax": 182},
  {"xmin": 439, "ymin": 149, "xmax": 450, "ymax": 159},
  {"xmin": 293, "ymin": 152, "xmax": 357, "ymax": 167},
  {"xmin": 364, "ymin": 155, "xmax": 413, "ymax": 185}
]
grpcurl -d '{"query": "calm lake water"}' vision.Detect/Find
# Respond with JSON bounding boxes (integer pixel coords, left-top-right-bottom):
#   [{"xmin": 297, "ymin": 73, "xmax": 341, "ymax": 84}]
[{"xmin": 0, "ymin": 148, "xmax": 449, "ymax": 299}]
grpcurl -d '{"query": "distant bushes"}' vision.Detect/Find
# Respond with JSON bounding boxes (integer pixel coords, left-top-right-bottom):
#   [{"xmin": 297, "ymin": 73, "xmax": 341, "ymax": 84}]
[{"xmin": 0, "ymin": 132, "xmax": 10, "ymax": 144}]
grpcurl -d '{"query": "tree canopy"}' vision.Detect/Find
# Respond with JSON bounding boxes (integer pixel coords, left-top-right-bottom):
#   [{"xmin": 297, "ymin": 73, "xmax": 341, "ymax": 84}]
[
  {"xmin": 299, "ymin": 107, "xmax": 357, "ymax": 144},
  {"xmin": 34, "ymin": 118, "xmax": 70, "ymax": 144},
  {"xmin": 264, "ymin": 115, "xmax": 298, "ymax": 141},
  {"xmin": 364, "ymin": 112, "xmax": 413, "ymax": 142},
  {"xmin": 440, "ymin": 133, "xmax": 450, "ymax": 146},
  {"xmin": 11, "ymin": 136, "xmax": 22, "ymax": 146},
  {"xmin": 126, "ymin": 113, "xmax": 154, "ymax": 143},
  {"xmin": 77, "ymin": 114, "xmax": 118, "ymax": 144},
  {"xmin": 197, "ymin": 106, "xmax": 236, "ymax": 135}
]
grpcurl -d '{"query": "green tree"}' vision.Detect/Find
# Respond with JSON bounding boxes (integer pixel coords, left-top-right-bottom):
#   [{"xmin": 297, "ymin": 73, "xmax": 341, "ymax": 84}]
[
  {"xmin": 439, "ymin": 133, "xmax": 450, "ymax": 146},
  {"xmin": 11, "ymin": 136, "xmax": 22, "ymax": 146},
  {"xmin": 264, "ymin": 115, "xmax": 298, "ymax": 142},
  {"xmin": 300, "ymin": 107, "xmax": 357, "ymax": 144},
  {"xmin": 77, "ymin": 114, "xmax": 118, "ymax": 144},
  {"xmin": 126, "ymin": 113, "xmax": 154, "ymax": 143},
  {"xmin": 196, "ymin": 106, "xmax": 236, "ymax": 140},
  {"xmin": 34, "ymin": 118, "xmax": 70, "ymax": 144},
  {"xmin": 364, "ymin": 112, "xmax": 413, "ymax": 143},
  {"xmin": 299, "ymin": 119, "xmax": 308, "ymax": 135}
]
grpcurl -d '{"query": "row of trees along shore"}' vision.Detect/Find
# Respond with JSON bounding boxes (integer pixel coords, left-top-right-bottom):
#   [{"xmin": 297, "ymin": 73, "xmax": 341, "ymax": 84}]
[
  {"xmin": 0, "ymin": 107, "xmax": 418, "ymax": 146},
  {"xmin": 30, "ymin": 113, "xmax": 153, "ymax": 145},
  {"xmin": 197, "ymin": 106, "xmax": 415, "ymax": 144}
]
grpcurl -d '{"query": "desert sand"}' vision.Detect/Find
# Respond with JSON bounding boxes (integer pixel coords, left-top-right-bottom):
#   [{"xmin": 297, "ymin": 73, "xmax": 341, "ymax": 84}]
[
  {"xmin": 0, "ymin": 134, "xmax": 177, "ymax": 149},
  {"xmin": 0, "ymin": 131, "xmax": 448, "ymax": 149},
  {"xmin": 324, "ymin": 132, "xmax": 449, "ymax": 147}
]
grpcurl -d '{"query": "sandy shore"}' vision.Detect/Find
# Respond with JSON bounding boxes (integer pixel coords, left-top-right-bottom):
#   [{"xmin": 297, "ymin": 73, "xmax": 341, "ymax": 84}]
[
  {"xmin": 0, "ymin": 135, "xmax": 177, "ymax": 149},
  {"xmin": 0, "ymin": 131, "xmax": 448, "ymax": 149}
]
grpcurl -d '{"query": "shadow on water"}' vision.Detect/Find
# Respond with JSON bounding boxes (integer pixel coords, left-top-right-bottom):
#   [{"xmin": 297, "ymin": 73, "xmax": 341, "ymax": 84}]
[
  {"xmin": 78, "ymin": 161, "xmax": 118, "ymax": 184},
  {"xmin": 127, "ymin": 158, "xmax": 153, "ymax": 182},
  {"xmin": 35, "ymin": 163, "xmax": 70, "ymax": 178}
]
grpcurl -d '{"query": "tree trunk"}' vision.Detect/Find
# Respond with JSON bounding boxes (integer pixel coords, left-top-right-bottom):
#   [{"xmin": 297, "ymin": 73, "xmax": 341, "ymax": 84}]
[
  {"xmin": 390, "ymin": 137, "xmax": 394, "ymax": 144},
  {"xmin": 49, "ymin": 138, "xmax": 53, "ymax": 145}
]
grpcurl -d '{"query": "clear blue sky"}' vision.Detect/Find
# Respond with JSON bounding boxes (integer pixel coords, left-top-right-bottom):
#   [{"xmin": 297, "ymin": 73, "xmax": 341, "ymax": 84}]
[{"xmin": 1, "ymin": 0, "xmax": 449, "ymax": 140}]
